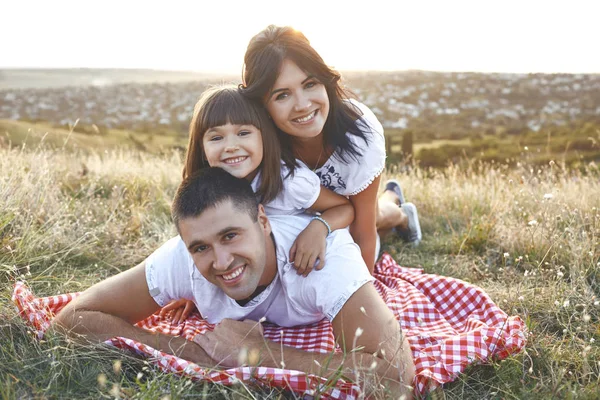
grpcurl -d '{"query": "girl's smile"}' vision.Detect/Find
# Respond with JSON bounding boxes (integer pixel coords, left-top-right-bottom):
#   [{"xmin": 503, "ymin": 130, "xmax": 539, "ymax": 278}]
[{"xmin": 202, "ymin": 123, "xmax": 263, "ymax": 181}]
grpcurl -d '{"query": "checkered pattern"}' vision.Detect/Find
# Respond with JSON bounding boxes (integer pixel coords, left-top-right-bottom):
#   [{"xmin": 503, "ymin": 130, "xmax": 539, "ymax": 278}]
[{"xmin": 12, "ymin": 253, "xmax": 526, "ymax": 398}]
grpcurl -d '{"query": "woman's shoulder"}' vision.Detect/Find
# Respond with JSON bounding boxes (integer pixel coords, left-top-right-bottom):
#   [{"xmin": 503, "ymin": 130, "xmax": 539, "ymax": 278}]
[
  {"xmin": 345, "ymin": 99, "xmax": 384, "ymax": 139},
  {"xmin": 321, "ymin": 100, "xmax": 386, "ymax": 196}
]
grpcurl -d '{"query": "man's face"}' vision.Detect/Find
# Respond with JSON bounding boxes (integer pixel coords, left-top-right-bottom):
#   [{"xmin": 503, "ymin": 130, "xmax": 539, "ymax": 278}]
[{"xmin": 178, "ymin": 200, "xmax": 272, "ymax": 301}]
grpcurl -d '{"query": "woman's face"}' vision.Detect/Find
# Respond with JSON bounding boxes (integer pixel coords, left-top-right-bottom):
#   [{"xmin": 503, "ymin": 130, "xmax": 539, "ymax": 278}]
[{"xmin": 264, "ymin": 59, "xmax": 330, "ymax": 141}]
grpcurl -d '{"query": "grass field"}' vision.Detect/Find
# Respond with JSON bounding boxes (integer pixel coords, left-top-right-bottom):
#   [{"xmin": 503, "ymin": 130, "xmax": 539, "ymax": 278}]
[
  {"xmin": 0, "ymin": 119, "xmax": 188, "ymax": 154},
  {"xmin": 1, "ymin": 137, "xmax": 599, "ymax": 398}
]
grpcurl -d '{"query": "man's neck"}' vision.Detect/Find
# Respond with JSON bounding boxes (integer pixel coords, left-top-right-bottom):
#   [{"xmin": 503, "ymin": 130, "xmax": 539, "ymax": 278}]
[
  {"xmin": 236, "ymin": 233, "xmax": 278, "ymax": 306},
  {"xmin": 235, "ymin": 284, "xmax": 269, "ymax": 306}
]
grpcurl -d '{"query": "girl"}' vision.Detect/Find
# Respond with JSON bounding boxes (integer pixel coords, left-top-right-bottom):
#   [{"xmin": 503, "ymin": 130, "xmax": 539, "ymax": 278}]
[
  {"xmin": 240, "ymin": 25, "xmax": 422, "ymax": 272},
  {"xmin": 161, "ymin": 85, "xmax": 355, "ymax": 323}
]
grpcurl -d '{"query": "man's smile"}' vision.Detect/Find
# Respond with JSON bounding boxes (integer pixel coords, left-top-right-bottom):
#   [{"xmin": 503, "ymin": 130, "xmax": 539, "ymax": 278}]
[{"xmin": 218, "ymin": 265, "xmax": 246, "ymax": 285}]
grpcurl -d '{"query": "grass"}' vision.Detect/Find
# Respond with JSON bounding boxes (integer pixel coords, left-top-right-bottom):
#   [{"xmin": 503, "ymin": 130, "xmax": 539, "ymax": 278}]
[
  {"xmin": 1, "ymin": 138, "xmax": 599, "ymax": 398},
  {"xmin": 380, "ymin": 161, "xmax": 600, "ymax": 398},
  {"xmin": 0, "ymin": 119, "xmax": 187, "ymax": 154}
]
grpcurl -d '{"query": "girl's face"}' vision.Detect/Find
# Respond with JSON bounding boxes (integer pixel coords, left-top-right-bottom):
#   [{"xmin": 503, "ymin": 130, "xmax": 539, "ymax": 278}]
[
  {"xmin": 202, "ymin": 123, "xmax": 263, "ymax": 181},
  {"xmin": 264, "ymin": 59, "xmax": 330, "ymax": 141}
]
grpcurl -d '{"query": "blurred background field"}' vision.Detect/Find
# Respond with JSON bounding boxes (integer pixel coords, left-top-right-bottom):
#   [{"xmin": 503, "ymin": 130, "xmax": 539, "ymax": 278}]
[
  {"xmin": 1, "ymin": 67, "xmax": 599, "ymax": 398},
  {"xmin": 2, "ymin": 68, "xmax": 599, "ymax": 169}
]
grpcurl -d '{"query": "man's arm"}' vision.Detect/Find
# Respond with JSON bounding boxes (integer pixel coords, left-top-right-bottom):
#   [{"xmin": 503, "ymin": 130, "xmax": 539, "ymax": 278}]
[
  {"xmin": 194, "ymin": 283, "xmax": 415, "ymax": 398},
  {"xmin": 330, "ymin": 282, "xmax": 415, "ymax": 395},
  {"xmin": 51, "ymin": 262, "xmax": 213, "ymax": 365}
]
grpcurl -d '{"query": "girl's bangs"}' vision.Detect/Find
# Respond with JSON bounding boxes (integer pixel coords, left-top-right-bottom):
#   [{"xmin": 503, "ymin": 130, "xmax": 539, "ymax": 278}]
[{"xmin": 201, "ymin": 90, "xmax": 263, "ymax": 133}]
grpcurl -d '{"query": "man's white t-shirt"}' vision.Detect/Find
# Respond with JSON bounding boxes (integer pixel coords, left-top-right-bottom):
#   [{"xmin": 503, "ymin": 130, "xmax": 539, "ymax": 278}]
[{"xmin": 145, "ymin": 214, "xmax": 373, "ymax": 327}]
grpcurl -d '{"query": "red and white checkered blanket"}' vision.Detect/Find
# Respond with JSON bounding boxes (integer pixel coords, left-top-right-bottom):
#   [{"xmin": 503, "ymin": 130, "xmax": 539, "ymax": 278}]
[{"xmin": 12, "ymin": 253, "xmax": 526, "ymax": 398}]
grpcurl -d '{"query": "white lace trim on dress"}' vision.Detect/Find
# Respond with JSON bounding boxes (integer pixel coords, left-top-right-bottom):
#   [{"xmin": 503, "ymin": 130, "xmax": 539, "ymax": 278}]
[{"xmin": 348, "ymin": 164, "xmax": 385, "ymax": 196}]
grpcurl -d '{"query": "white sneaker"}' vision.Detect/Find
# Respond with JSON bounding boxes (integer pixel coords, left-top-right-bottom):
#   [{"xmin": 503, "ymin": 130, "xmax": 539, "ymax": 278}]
[{"xmin": 398, "ymin": 202, "xmax": 422, "ymax": 246}]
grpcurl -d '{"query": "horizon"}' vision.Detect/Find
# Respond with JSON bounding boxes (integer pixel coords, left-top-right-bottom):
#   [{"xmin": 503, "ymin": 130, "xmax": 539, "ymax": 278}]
[
  {"xmin": 3, "ymin": 66, "xmax": 600, "ymax": 76},
  {"xmin": 3, "ymin": 0, "xmax": 600, "ymax": 75}
]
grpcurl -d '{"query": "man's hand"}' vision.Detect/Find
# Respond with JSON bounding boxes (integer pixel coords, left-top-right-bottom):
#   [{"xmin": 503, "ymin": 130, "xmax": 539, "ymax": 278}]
[{"xmin": 193, "ymin": 319, "xmax": 266, "ymax": 368}]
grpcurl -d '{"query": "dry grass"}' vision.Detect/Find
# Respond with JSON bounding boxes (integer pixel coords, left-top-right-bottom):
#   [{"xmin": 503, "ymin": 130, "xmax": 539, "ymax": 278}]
[
  {"xmin": 382, "ymin": 160, "xmax": 600, "ymax": 398},
  {"xmin": 1, "ymin": 143, "xmax": 599, "ymax": 399}
]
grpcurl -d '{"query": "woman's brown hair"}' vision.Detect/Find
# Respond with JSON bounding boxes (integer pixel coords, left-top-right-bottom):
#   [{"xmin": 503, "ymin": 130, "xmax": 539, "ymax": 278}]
[{"xmin": 183, "ymin": 85, "xmax": 283, "ymax": 204}]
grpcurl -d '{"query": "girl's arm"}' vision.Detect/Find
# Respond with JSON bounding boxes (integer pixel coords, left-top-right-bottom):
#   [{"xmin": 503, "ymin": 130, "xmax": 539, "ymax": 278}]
[
  {"xmin": 348, "ymin": 175, "xmax": 382, "ymax": 274},
  {"xmin": 290, "ymin": 187, "xmax": 355, "ymax": 276},
  {"xmin": 308, "ymin": 186, "xmax": 355, "ymax": 230}
]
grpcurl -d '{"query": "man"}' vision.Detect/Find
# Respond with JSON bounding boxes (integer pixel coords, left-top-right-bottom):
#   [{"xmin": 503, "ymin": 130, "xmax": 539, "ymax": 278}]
[{"xmin": 53, "ymin": 168, "xmax": 415, "ymax": 397}]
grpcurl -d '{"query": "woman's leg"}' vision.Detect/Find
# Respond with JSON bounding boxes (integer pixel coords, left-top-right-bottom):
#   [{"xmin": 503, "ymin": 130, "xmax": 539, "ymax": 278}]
[
  {"xmin": 376, "ymin": 189, "xmax": 408, "ymax": 236},
  {"xmin": 376, "ymin": 181, "xmax": 421, "ymax": 244}
]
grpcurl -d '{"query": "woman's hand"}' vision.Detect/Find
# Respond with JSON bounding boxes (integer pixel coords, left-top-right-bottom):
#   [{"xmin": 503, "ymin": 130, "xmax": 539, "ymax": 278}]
[
  {"xmin": 289, "ymin": 219, "xmax": 328, "ymax": 276},
  {"xmin": 159, "ymin": 299, "xmax": 196, "ymax": 324}
]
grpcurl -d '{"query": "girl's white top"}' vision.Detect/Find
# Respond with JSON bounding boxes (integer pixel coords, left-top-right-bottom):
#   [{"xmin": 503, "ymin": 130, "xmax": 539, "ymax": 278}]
[
  {"xmin": 314, "ymin": 100, "xmax": 386, "ymax": 196},
  {"xmin": 250, "ymin": 160, "xmax": 321, "ymax": 215}
]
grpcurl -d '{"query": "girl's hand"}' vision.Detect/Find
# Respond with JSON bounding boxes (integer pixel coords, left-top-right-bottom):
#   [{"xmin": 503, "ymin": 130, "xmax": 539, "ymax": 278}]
[
  {"xmin": 159, "ymin": 299, "xmax": 196, "ymax": 324},
  {"xmin": 289, "ymin": 219, "xmax": 328, "ymax": 276}
]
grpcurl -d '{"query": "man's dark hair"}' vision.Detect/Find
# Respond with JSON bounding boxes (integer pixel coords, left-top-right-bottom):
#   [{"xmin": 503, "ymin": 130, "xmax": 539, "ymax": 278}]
[{"xmin": 172, "ymin": 167, "xmax": 259, "ymax": 231}]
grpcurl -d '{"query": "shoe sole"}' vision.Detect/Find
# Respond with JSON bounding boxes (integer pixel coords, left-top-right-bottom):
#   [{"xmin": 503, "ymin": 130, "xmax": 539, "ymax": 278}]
[{"xmin": 399, "ymin": 202, "xmax": 422, "ymax": 245}]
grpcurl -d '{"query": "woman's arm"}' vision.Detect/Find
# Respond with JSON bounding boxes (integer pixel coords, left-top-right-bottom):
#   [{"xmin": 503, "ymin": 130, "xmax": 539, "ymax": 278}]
[
  {"xmin": 308, "ymin": 186, "xmax": 355, "ymax": 231},
  {"xmin": 349, "ymin": 175, "xmax": 382, "ymax": 274}
]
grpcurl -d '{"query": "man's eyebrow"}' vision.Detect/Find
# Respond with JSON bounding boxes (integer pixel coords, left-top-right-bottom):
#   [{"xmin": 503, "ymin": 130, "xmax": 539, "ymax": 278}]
[
  {"xmin": 186, "ymin": 239, "xmax": 205, "ymax": 251},
  {"xmin": 186, "ymin": 226, "xmax": 241, "ymax": 251},
  {"xmin": 269, "ymin": 76, "xmax": 315, "ymax": 97},
  {"xmin": 217, "ymin": 226, "xmax": 240, "ymax": 236}
]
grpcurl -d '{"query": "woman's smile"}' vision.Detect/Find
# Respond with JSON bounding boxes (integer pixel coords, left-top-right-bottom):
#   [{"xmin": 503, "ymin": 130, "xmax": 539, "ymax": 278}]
[
  {"xmin": 292, "ymin": 109, "xmax": 318, "ymax": 124},
  {"xmin": 266, "ymin": 59, "xmax": 329, "ymax": 140}
]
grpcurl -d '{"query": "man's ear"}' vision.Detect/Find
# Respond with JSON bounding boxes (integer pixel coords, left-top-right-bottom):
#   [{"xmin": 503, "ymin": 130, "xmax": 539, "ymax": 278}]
[{"xmin": 257, "ymin": 204, "xmax": 271, "ymax": 235}]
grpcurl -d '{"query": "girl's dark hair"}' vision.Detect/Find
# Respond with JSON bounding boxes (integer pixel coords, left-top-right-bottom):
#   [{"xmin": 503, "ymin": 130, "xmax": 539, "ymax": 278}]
[
  {"xmin": 184, "ymin": 85, "xmax": 283, "ymax": 204},
  {"xmin": 240, "ymin": 25, "xmax": 368, "ymax": 164}
]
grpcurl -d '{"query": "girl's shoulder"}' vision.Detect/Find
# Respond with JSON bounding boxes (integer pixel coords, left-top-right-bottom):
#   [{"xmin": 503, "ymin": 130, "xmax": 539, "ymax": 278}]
[
  {"xmin": 259, "ymin": 160, "xmax": 321, "ymax": 216},
  {"xmin": 280, "ymin": 159, "xmax": 321, "ymax": 199}
]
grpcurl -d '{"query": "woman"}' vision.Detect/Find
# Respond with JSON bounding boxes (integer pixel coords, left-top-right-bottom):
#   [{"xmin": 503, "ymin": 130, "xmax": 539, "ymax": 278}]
[{"xmin": 240, "ymin": 25, "xmax": 422, "ymax": 271}]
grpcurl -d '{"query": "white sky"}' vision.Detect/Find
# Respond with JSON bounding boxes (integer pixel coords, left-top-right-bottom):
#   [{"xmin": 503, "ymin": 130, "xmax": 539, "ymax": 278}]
[{"xmin": 2, "ymin": 0, "xmax": 599, "ymax": 74}]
